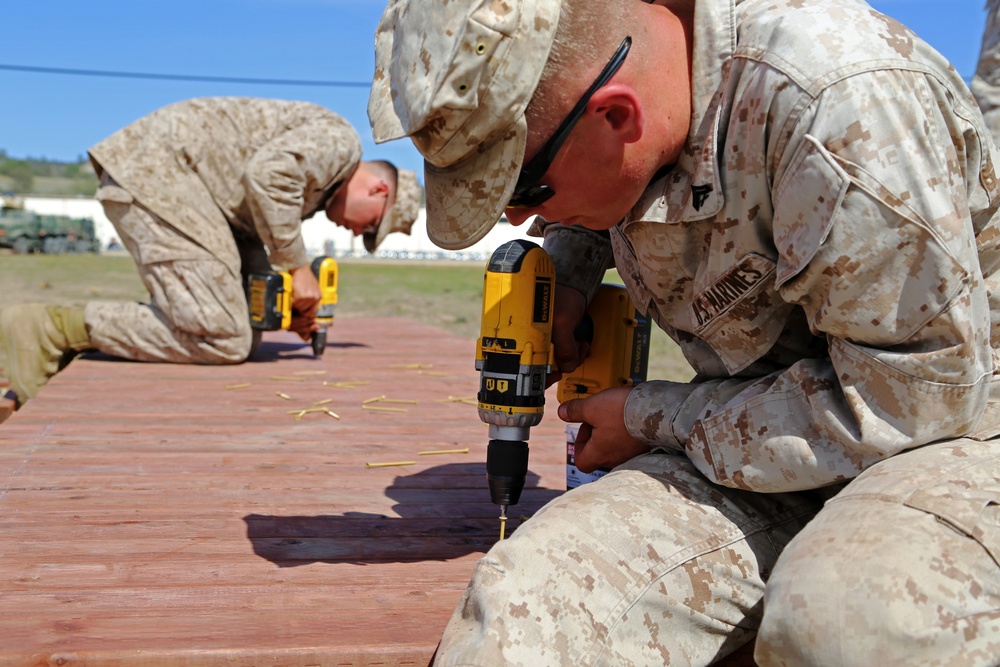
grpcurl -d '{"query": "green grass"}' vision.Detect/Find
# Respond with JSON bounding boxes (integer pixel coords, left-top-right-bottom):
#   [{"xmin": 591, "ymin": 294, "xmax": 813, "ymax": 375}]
[
  {"xmin": 334, "ymin": 261, "xmax": 485, "ymax": 337},
  {"xmin": 0, "ymin": 253, "xmax": 150, "ymax": 305},
  {"xmin": 0, "ymin": 253, "xmax": 694, "ymax": 382},
  {"xmin": 30, "ymin": 176, "xmax": 101, "ymax": 197}
]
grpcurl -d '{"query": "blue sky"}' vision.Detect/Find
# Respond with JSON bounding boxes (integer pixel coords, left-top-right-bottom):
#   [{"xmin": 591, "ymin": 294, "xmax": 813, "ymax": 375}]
[{"xmin": 0, "ymin": 0, "xmax": 991, "ymax": 182}]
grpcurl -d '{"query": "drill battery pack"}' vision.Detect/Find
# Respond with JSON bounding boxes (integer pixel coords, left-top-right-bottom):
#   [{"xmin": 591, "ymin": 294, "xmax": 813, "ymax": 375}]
[
  {"xmin": 247, "ymin": 271, "xmax": 292, "ymax": 331},
  {"xmin": 558, "ymin": 283, "xmax": 651, "ymax": 489},
  {"xmin": 556, "ymin": 283, "xmax": 651, "ymax": 402}
]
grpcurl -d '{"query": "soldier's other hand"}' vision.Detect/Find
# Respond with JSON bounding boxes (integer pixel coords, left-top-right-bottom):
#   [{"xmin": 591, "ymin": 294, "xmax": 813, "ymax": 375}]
[
  {"xmin": 290, "ymin": 263, "xmax": 321, "ymax": 312},
  {"xmin": 558, "ymin": 387, "xmax": 647, "ymax": 472},
  {"xmin": 289, "ymin": 263, "xmax": 321, "ymax": 341},
  {"xmin": 289, "ymin": 312, "xmax": 319, "ymax": 341},
  {"xmin": 548, "ymin": 284, "xmax": 589, "ymax": 387}
]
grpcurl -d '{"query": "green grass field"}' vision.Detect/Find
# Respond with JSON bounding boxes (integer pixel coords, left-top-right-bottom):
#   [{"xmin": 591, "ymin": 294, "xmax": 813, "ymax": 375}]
[{"xmin": 0, "ymin": 252, "xmax": 694, "ymax": 383}]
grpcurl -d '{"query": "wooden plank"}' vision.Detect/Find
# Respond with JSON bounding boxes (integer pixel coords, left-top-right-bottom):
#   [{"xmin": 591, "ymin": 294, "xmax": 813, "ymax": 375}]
[{"xmin": 0, "ymin": 318, "xmax": 570, "ymax": 666}]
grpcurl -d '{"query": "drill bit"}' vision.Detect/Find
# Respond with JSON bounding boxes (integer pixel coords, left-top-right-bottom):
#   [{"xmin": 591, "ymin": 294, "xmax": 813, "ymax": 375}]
[{"xmin": 499, "ymin": 505, "xmax": 508, "ymax": 541}]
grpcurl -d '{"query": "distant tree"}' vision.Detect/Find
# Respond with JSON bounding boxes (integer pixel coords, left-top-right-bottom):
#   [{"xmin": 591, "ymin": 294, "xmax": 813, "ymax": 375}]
[
  {"xmin": 0, "ymin": 156, "xmax": 33, "ymax": 193},
  {"xmin": 0, "ymin": 151, "xmax": 97, "ymax": 195}
]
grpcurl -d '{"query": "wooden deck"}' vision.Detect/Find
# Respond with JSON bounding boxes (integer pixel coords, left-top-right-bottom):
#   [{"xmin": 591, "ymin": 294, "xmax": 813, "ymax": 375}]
[{"xmin": 0, "ymin": 317, "xmax": 568, "ymax": 666}]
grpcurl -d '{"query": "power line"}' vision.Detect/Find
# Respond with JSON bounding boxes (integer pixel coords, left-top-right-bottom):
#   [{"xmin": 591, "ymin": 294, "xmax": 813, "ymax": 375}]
[
  {"xmin": 0, "ymin": 61, "xmax": 976, "ymax": 95},
  {"xmin": 0, "ymin": 63, "xmax": 371, "ymax": 87}
]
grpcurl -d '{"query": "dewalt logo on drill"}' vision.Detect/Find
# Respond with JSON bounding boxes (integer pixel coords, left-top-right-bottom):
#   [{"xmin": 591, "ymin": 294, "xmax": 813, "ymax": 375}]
[
  {"xmin": 533, "ymin": 277, "xmax": 552, "ymax": 324},
  {"xmin": 249, "ymin": 282, "xmax": 267, "ymax": 325}
]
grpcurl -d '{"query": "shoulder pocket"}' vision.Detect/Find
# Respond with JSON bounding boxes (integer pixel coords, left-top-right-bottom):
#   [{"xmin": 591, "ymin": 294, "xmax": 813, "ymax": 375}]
[{"xmin": 773, "ymin": 135, "xmax": 849, "ymax": 288}]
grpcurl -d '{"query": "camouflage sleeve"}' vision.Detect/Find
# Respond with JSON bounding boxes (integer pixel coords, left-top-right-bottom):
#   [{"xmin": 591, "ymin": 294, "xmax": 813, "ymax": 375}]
[
  {"xmin": 539, "ymin": 223, "xmax": 615, "ymax": 303},
  {"xmin": 625, "ymin": 68, "xmax": 996, "ymax": 492},
  {"xmin": 243, "ymin": 118, "xmax": 361, "ymax": 269}
]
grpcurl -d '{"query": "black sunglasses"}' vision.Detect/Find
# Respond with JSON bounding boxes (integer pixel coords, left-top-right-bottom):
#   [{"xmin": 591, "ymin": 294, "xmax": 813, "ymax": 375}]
[{"xmin": 508, "ymin": 35, "xmax": 633, "ymax": 209}]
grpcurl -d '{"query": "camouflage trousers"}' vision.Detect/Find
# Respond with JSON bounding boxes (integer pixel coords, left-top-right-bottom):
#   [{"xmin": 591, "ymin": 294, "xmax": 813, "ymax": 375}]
[
  {"xmin": 85, "ymin": 179, "xmax": 253, "ymax": 365},
  {"xmin": 433, "ymin": 440, "xmax": 1000, "ymax": 666},
  {"xmin": 973, "ymin": 0, "xmax": 1000, "ymax": 144}
]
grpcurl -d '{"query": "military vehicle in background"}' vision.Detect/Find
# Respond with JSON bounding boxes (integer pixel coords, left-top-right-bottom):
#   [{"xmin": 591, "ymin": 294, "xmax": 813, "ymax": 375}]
[{"xmin": 0, "ymin": 195, "xmax": 98, "ymax": 254}]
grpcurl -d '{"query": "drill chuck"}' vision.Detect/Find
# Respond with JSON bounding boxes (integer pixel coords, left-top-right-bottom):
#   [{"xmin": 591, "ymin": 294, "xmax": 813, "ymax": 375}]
[
  {"xmin": 486, "ymin": 439, "xmax": 530, "ymax": 507},
  {"xmin": 310, "ymin": 328, "xmax": 327, "ymax": 357}
]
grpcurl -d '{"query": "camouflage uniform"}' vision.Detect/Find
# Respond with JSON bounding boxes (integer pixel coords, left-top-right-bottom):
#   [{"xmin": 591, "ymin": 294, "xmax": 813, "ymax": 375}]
[
  {"xmin": 974, "ymin": 0, "xmax": 1000, "ymax": 145},
  {"xmin": 433, "ymin": 0, "xmax": 1000, "ymax": 664},
  {"xmin": 86, "ymin": 97, "xmax": 361, "ymax": 363}
]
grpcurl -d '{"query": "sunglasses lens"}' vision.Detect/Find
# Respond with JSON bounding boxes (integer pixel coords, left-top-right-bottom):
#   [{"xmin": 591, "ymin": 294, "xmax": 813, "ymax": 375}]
[{"xmin": 508, "ymin": 184, "xmax": 556, "ymax": 209}]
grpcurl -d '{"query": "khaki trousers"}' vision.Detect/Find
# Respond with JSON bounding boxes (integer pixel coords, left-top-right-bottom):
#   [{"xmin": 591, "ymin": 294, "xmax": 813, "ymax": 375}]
[
  {"xmin": 434, "ymin": 439, "xmax": 1000, "ymax": 666},
  {"xmin": 85, "ymin": 179, "xmax": 253, "ymax": 365},
  {"xmin": 758, "ymin": 438, "xmax": 1000, "ymax": 666}
]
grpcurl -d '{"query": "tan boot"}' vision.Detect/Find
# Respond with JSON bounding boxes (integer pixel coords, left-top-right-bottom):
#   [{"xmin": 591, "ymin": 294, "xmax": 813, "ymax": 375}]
[{"xmin": 0, "ymin": 304, "xmax": 91, "ymax": 406}]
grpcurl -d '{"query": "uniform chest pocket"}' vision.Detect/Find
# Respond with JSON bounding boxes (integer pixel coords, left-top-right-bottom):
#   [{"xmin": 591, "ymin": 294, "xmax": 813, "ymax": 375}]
[{"xmin": 690, "ymin": 253, "xmax": 795, "ymax": 374}]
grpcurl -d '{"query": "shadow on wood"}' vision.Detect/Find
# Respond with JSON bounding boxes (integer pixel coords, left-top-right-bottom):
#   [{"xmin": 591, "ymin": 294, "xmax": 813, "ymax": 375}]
[{"xmin": 245, "ymin": 464, "xmax": 561, "ymax": 566}]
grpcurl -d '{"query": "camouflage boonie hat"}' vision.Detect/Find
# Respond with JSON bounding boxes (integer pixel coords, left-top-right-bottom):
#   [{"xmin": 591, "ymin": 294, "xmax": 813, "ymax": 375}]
[
  {"xmin": 364, "ymin": 168, "xmax": 421, "ymax": 253},
  {"xmin": 368, "ymin": 0, "xmax": 561, "ymax": 250}
]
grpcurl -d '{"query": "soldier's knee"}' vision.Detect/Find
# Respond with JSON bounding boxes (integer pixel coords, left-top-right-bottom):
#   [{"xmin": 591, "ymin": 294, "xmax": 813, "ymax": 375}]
[
  {"xmin": 208, "ymin": 326, "xmax": 254, "ymax": 364},
  {"xmin": 757, "ymin": 543, "xmax": 910, "ymax": 666},
  {"xmin": 188, "ymin": 319, "xmax": 253, "ymax": 364},
  {"xmin": 757, "ymin": 559, "xmax": 840, "ymax": 666}
]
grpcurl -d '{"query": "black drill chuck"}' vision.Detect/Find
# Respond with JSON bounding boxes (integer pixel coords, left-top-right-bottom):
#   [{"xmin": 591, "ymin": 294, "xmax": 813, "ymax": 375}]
[
  {"xmin": 486, "ymin": 439, "xmax": 529, "ymax": 507},
  {"xmin": 311, "ymin": 328, "xmax": 327, "ymax": 357}
]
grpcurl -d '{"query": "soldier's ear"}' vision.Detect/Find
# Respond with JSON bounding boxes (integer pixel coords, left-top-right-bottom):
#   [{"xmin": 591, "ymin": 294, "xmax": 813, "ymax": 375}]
[{"xmin": 590, "ymin": 84, "xmax": 644, "ymax": 144}]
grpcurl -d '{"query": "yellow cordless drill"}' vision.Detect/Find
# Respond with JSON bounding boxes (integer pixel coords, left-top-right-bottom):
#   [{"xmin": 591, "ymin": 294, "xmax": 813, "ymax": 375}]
[
  {"xmin": 477, "ymin": 242, "xmax": 651, "ymax": 537},
  {"xmin": 477, "ymin": 240, "xmax": 555, "ymax": 535},
  {"xmin": 247, "ymin": 255, "xmax": 339, "ymax": 356}
]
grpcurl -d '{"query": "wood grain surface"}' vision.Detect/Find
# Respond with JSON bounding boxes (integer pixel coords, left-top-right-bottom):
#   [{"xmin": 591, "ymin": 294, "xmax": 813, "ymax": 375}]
[{"xmin": 0, "ymin": 318, "xmax": 568, "ymax": 666}]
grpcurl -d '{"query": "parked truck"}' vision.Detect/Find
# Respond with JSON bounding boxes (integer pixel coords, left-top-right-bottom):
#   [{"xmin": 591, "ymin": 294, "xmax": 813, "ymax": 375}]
[{"xmin": 0, "ymin": 195, "xmax": 98, "ymax": 254}]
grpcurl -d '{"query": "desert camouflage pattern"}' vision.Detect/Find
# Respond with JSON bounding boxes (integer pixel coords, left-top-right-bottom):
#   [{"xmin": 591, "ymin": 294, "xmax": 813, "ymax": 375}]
[
  {"xmin": 435, "ymin": 452, "xmax": 833, "ymax": 666},
  {"xmin": 435, "ymin": 0, "xmax": 1000, "ymax": 664},
  {"xmin": 368, "ymin": 0, "xmax": 560, "ymax": 250},
  {"xmin": 610, "ymin": 0, "xmax": 1000, "ymax": 491},
  {"xmin": 89, "ymin": 97, "xmax": 362, "ymax": 272},
  {"xmin": 974, "ymin": 0, "xmax": 1000, "ymax": 145},
  {"xmin": 85, "ymin": 177, "xmax": 255, "ymax": 364},
  {"xmin": 83, "ymin": 98, "xmax": 361, "ymax": 365},
  {"xmin": 758, "ymin": 436, "xmax": 1000, "ymax": 665}
]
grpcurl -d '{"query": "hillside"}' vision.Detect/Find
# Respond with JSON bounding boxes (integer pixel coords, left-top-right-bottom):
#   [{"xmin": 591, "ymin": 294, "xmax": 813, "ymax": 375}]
[{"xmin": 0, "ymin": 150, "xmax": 99, "ymax": 197}]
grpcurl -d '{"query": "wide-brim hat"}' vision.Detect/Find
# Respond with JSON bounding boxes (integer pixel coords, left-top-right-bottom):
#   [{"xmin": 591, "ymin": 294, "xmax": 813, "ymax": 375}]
[
  {"xmin": 368, "ymin": 0, "xmax": 560, "ymax": 250},
  {"xmin": 363, "ymin": 168, "xmax": 421, "ymax": 253}
]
